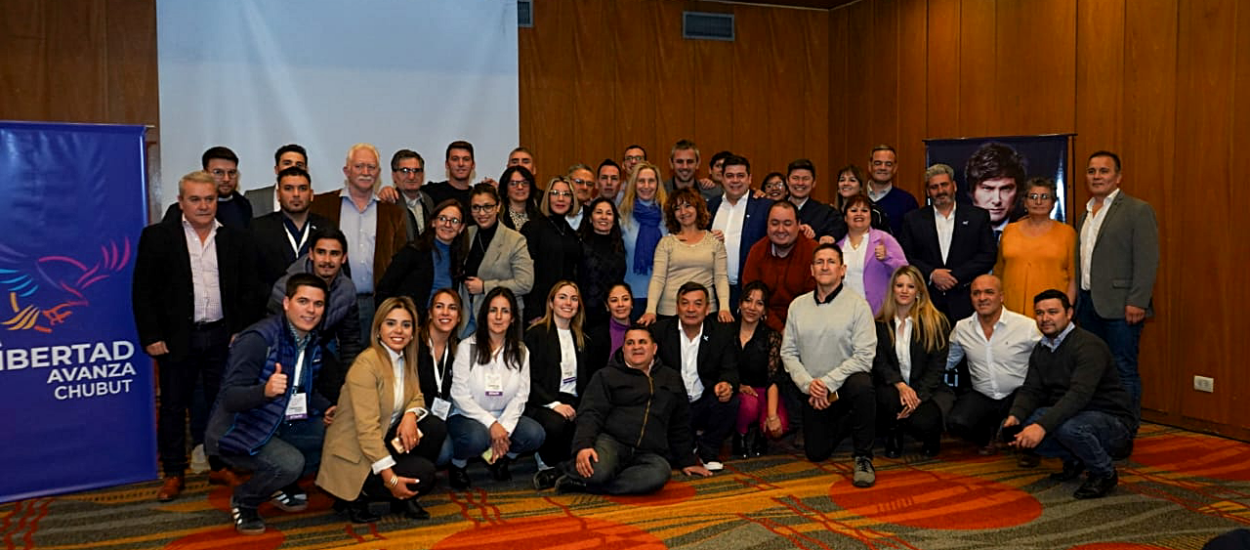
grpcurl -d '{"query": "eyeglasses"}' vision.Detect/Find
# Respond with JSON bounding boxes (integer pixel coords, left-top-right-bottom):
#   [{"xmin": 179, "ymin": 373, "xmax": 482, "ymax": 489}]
[
  {"xmin": 394, "ymin": 167, "xmax": 423, "ymax": 175},
  {"xmin": 624, "ymin": 155, "xmax": 645, "ymax": 162},
  {"xmin": 507, "ymin": 180, "xmax": 529, "ymax": 187},
  {"xmin": 437, "ymin": 215, "xmax": 462, "ymax": 225},
  {"xmin": 470, "ymin": 203, "xmax": 497, "ymax": 213},
  {"xmin": 1027, "ymin": 193, "xmax": 1053, "ymax": 201},
  {"xmin": 571, "ymin": 178, "xmax": 593, "ymax": 187},
  {"xmin": 210, "ymin": 169, "xmax": 238, "ymax": 178},
  {"xmin": 549, "ymin": 190, "xmax": 573, "ymax": 198}
]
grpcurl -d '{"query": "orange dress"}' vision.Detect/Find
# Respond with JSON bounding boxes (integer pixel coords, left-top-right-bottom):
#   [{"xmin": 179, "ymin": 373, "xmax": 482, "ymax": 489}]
[{"xmin": 994, "ymin": 220, "xmax": 1076, "ymax": 315}]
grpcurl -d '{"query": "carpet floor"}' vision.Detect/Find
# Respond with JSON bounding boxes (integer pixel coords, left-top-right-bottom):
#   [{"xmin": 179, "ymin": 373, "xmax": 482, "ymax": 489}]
[{"xmin": 4, "ymin": 422, "xmax": 1248, "ymax": 550}]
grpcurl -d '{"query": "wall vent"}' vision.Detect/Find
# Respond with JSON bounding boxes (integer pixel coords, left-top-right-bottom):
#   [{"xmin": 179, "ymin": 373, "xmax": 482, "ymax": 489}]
[
  {"xmin": 683, "ymin": 12, "xmax": 734, "ymax": 41},
  {"xmin": 518, "ymin": 0, "xmax": 533, "ymax": 28}
]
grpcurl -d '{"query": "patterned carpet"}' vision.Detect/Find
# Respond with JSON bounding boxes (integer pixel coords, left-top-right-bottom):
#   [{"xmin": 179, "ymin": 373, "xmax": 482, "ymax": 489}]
[{"xmin": 5, "ymin": 423, "xmax": 1249, "ymax": 550}]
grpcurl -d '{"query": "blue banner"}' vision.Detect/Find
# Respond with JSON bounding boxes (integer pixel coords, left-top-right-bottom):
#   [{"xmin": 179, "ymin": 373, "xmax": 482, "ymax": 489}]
[{"xmin": 0, "ymin": 121, "xmax": 155, "ymax": 502}]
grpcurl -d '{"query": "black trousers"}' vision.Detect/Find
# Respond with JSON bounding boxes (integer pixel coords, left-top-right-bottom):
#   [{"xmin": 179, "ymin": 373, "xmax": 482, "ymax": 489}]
[
  {"xmin": 158, "ymin": 321, "xmax": 230, "ymax": 476},
  {"xmin": 875, "ymin": 384, "xmax": 944, "ymax": 446},
  {"xmin": 528, "ymin": 393, "xmax": 579, "ymax": 465},
  {"xmin": 690, "ymin": 391, "xmax": 740, "ymax": 463},
  {"xmin": 802, "ymin": 372, "xmax": 876, "ymax": 461},
  {"xmin": 360, "ymin": 416, "xmax": 445, "ymax": 500},
  {"xmin": 947, "ymin": 389, "xmax": 1015, "ymax": 446}
]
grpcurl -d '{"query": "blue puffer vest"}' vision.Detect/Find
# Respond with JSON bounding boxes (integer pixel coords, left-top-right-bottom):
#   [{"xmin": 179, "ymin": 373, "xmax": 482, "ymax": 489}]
[{"xmin": 216, "ymin": 315, "xmax": 322, "ymax": 456}]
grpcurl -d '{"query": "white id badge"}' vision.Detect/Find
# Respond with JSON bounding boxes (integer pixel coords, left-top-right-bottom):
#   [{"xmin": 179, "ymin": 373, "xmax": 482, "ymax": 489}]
[
  {"xmin": 285, "ymin": 393, "xmax": 308, "ymax": 421},
  {"xmin": 484, "ymin": 372, "xmax": 504, "ymax": 397},
  {"xmin": 431, "ymin": 397, "xmax": 452, "ymax": 419}
]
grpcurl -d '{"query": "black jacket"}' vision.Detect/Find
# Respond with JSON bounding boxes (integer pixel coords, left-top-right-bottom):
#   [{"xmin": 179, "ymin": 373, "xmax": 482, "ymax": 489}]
[
  {"xmin": 132, "ymin": 218, "xmax": 261, "ymax": 361},
  {"xmin": 572, "ymin": 354, "xmax": 697, "ymax": 468},
  {"xmin": 898, "ymin": 204, "xmax": 997, "ymax": 321},
  {"xmin": 520, "ymin": 214, "xmax": 581, "ymax": 322},
  {"xmin": 250, "ymin": 211, "xmax": 332, "ymax": 292},
  {"xmin": 651, "ymin": 317, "xmax": 740, "ymax": 394},
  {"xmin": 524, "ymin": 323, "xmax": 601, "ymax": 413},
  {"xmin": 871, "ymin": 320, "xmax": 955, "ymax": 418}
]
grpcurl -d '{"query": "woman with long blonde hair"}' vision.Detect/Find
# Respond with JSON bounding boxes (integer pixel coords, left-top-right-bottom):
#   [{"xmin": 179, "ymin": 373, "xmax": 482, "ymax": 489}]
[{"xmin": 872, "ymin": 266, "xmax": 953, "ymax": 458}]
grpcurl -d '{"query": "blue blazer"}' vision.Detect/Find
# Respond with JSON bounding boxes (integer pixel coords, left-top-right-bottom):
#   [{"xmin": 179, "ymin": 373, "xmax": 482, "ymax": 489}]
[{"xmin": 707, "ymin": 194, "xmax": 773, "ymax": 283}]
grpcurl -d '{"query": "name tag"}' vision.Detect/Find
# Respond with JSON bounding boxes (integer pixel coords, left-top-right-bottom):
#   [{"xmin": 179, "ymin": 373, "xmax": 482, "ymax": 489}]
[
  {"xmin": 484, "ymin": 372, "xmax": 504, "ymax": 397},
  {"xmin": 431, "ymin": 397, "xmax": 452, "ymax": 420},
  {"xmin": 285, "ymin": 393, "xmax": 308, "ymax": 421}
]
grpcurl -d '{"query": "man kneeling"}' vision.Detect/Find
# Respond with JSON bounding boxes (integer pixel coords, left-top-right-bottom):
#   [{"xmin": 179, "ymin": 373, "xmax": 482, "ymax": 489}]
[
  {"xmin": 1005, "ymin": 289, "xmax": 1136, "ymax": 499},
  {"xmin": 206, "ymin": 273, "xmax": 332, "ymax": 534},
  {"xmin": 534, "ymin": 326, "xmax": 711, "ymax": 494}
]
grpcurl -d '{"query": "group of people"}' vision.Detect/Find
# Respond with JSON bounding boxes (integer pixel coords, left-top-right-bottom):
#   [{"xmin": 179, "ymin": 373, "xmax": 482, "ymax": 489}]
[{"xmin": 131, "ymin": 139, "xmax": 1158, "ymax": 535}]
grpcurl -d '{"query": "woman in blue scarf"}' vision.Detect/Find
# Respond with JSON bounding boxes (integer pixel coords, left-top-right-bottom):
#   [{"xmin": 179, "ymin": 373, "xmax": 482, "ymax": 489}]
[{"xmin": 617, "ymin": 162, "xmax": 669, "ymax": 320}]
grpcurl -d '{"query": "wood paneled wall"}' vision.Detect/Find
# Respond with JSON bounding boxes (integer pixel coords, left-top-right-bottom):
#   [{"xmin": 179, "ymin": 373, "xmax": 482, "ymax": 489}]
[
  {"xmin": 827, "ymin": 0, "xmax": 1250, "ymax": 438},
  {"xmin": 5, "ymin": 0, "xmax": 1247, "ymax": 439},
  {"xmin": 519, "ymin": 0, "xmax": 832, "ymax": 192}
]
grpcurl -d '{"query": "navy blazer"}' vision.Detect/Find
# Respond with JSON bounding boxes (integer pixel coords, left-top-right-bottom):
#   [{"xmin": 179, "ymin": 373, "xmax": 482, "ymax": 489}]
[
  {"xmin": 707, "ymin": 194, "xmax": 773, "ymax": 283},
  {"xmin": 898, "ymin": 204, "xmax": 997, "ymax": 322},
  {"xmin": 250, "ymin": 211, "xmax": 332, "ymax": 293}
]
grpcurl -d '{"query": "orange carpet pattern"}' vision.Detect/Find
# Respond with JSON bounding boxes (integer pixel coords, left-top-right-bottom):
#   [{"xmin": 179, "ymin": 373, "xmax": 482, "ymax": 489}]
[{"xmin": 3, "ymin": 423, "xmax": 1249, "ymax": 550}]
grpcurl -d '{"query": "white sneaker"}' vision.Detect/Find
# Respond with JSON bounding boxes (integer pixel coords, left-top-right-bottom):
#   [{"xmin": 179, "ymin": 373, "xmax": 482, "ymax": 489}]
[
  {"xmin": 190, "ymin": 444, "xmax": 210, "ymax": 474},
  {"xmin": 704, "ymin": 461, "xmax": 724, "ymax": 471}
]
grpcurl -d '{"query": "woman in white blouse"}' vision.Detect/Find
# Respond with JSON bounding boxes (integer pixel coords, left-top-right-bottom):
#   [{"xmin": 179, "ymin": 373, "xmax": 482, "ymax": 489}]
[
  {"xmin": 318, "ymin": 297, "xmax": 444, "ymax": 524},
  {"xmin": 871, "ymin": 266, "xmax": 953, "ymax": 458},
  {"xmin": 447, "ymin": 287, "xmax": 544, "ymax": 489}
]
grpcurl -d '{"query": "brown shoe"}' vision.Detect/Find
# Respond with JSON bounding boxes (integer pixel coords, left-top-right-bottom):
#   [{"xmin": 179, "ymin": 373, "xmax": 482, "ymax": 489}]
[
  {"xmin": 208, "ymin": 469, "xmax": 243, "ymax": 486},
  {"xmin": 157, "ymin": 476, "xmax": 184, "ymax": 502}
]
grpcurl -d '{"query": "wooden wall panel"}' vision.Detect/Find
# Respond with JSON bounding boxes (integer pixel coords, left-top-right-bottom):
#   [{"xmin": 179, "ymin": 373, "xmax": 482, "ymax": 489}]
[
  {"xmin": 956, "ymin": 0, "xmax": 997, "ymax": 137},
  {"xmin": 867, "ymin": 0, "xmax": 900, "ymax": 172},
  {"xmin": 569, "ymin": 0, "xmax": 619, "ymax": 173},
  {"xmin": 1232, "ymin": 0, "xmax": 1250, "ymax": 420},
  {"xmin": 104, "ymin": 0, "xmax": 160, "ymax": 124},
  {"xmin": 994, "ymin": 1, "xmax": 1076, "ymax": 135},
  {"xmin": 1173, "ymin": 0, "xmax": 1235, "ymax": 426},
  {"xmin": 1122, "ymin": 0, "xmax": 1177, "ymax": 417},
  {"xmin": 45, "ymin": 0, "xmax": 108, "ymax": 123},
  {"xmin": 732, "ymin": 5, "xmax": 776, "ymax": 175},
  {"xmin": 842, "ymin": 0, "xmax": 876, "ymax": 181},
  {"xmin": 925, "ymin": 0, "xmax": 961, "ymax": 139},
  {"xmin": 518, "ymin": 0, "xmax": 575, "ymax": 181},
  {"xmin": 828, "ymin": 7, "xmax": 850, "ymax": 173},
  {"xmin": 1074, "ymin": 0, "xmax": 1125, "ymax": 189},
  {"xmin": 610, "ymin": 0, "xmax": 661, "ymax": 168},
  {"xmin": 896, "ymin": 0, "xmax": 928, "ymax": 198}
]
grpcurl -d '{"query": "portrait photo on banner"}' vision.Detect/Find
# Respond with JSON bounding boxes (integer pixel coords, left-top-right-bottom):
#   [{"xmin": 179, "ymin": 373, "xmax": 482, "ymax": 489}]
[{"xmin": 923, "ymin": 134, "xmax": 1072, "ymax": 224}]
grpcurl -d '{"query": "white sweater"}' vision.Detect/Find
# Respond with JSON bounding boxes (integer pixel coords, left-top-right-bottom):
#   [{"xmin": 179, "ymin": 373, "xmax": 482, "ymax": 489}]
[{"xmin": 780, "ymin": 287, "xmax": 877, "ymax": 394}]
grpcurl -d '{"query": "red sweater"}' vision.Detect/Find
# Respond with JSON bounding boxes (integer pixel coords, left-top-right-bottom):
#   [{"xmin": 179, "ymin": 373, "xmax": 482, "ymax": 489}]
[{"xmin": 741, "ymin": 236, "xmax": 817, "ymax": 333}]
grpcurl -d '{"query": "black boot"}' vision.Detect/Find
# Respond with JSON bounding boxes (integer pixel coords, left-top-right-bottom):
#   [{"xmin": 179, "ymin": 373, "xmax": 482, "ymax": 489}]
[
  {"xmin": 751, "ymin": 428, "xmax": 768, "ymax": 457},
  {"xmin": 333, "ymin": 498, "xmax": 379, "ymax": 524},
  {"xmin": 488, "ymin": 454, "xmax": 512, "ymax": 481},
  {"xmin": 884, "ymin": 427, "xmax": 904, "ymax": 459},
  {"xmin": 732, "ymin": 433, "xmax": 749, "ymax": 459},
  {"xmin": 391, "ymin": 499, "xmax": 430, "ymax": 520},
  {"xmin": 449, "ymin": 464, "xmax": 471, "ymax": 490}
]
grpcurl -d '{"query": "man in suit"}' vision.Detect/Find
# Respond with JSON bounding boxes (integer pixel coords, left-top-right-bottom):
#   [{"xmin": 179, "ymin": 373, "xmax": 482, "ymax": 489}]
[
  {"xmin": 162, "ymin": 146, "xmax": 253, "ymax": 228},
  {"xmin": 206, "ymin": 273, "xmax": 331, "ymax": 535},
  {"xmin": 246, "ymin": 144, "xmax": 307, "ymax": 216},
  {"xmin": 966, "ymin": 142, "xmax": 1026, "ymax": 240},
  {"xmin": 707, "ymin": 154, "xmax": 772, "ymax": 308},
  {"xmin": 899, "ymin": 164, "xmax": 997, "ymax": 323},
  {"xmin": 786, "ymin": 158, "xmax": 846, "ymax": 243},
  {"xmin": 132, "ymin": 171, "xmax": 261, "ymax": 501},
  {"xmin": 390, "ymin": 148, "xmax": 434, "ymax": 240},
  {"xmin": 251, "ymin": 166, "xmax": 331, "ymax": 294},
  {"xmin": 310, "ymin": 143, "xmax": 409, "ymax": 342},
  {"xmin": 1075, "ymin": 151, "xmax": 1159, "ymax": 420},
  {"xmin": 651, "ymin": 282, "xmax": 739, "ymax": 470}
]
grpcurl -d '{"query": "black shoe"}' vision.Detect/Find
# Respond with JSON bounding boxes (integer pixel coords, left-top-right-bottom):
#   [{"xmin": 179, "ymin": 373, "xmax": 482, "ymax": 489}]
[
  {"xmin": 396, "ymin": 499, "xmax": 430, "ymax": 520},
  {"xmin": 231, "ymin": 500, "xmax": 265, "ymax": 535},
  {"xmin": 533, "ymin": 468, "xmax": 560, "ymax": 491},
  {"xmin": 1111, "ymin": 439, "xmax": 1135, "ymax": 460},
  {"xmin": 554, "ymin": 474, "xmax": 588, "ymax": 494},
  {"xmin": 333, "ymin": 498, "xmax": 380, "ymax": 524},
  {"xmin": 1050, "ymin": 461, "xmax": 1085, "ymax": 482},
  {"xmin": 449, "ymin": 465, "xmax": 471, "ymax": 490},
  {"xmin": 921, "ymin": 438, "xmax": 941, "ymax": 458},
  {"xmin": 884, "ymin": 430, "xmax": 903, "ymax": 459},
  {"xmin": 488, "ymin": 455, "xmax": 512, "ymax": 481},
  {"xmin": 1074, "ymin": 470, "xmax": 1118, "ymax": 499},
  {"xmin": 732, "ymin": 433, "xmax": 749, "ymax": 459},
  {"xmin": 270, "ymin": 484, "xmax": 308, "ymax": 512},
  {"xmin": 751, "ymin": 431, "xmax": 768, "ymax": 457}
]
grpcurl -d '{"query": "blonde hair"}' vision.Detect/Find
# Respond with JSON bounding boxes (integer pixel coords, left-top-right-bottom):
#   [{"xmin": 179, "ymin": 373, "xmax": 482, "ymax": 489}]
[
  {"xmin": 535, "ymin": 281, "xmax": 585, "ymax": 348},
  {"xmin": 877, "ymin": 266, "xmax": 949, "ymax": 353},
  {"xmin": 618, "ymin": 162, "xmax": 667, "ymax": 229},
  {"xmin": 178, "ymin": 170, "xmax": 216, "ymax": 196},
  {"xmin": 539, "ymin": 176, "xmax": 579, "ymax": 218},
  {"xmin": 344, "ymin": 143, "xmax": 383, "ymax": 193},
  {"xmin": 370, "ymin": 297, "xmax": 421, "ymax": 397}
]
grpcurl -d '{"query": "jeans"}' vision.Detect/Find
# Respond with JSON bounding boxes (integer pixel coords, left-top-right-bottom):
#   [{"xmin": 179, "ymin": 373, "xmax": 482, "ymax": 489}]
[
  {"xmin": 1077, "ymin": 289, "xmax": 1144, "ymax": 421},
  {"xmin": 446, "ymin": 414, "xmax": 546, "ymax": 465},
  {"xmin": 562, "ymin": 433, "xmax": 672, "ymax": 495},
  {"xmin": 1026, "ymin": 407, "xmax": 1132, "ymax": 477},
  {"xmin": 222, "ymin": 419, "xmax": 325, "ymax": 509}
]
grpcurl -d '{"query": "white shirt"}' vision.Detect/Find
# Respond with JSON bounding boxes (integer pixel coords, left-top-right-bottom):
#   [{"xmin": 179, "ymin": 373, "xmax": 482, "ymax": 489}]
[
  {"xmin": 370, "ymin": 346, "xmax": 425, "ymax": 474},
  {"xmin": 946, "ymin": 308, "xmax": 1041, "ymax": 400},
  {"xmin": 1080, "ymin": 188, "xmax": 1120, "ymax": 291},
  {"xmin": 868, "ymin": 183, "xmax": 894, "ymax": 202},
  {"xmin": 894, "ymin": 316, "xmax": 913, "ymax": 384},
  {"xmin": 181, "ymin": 216, "xmax": 223, "ymax": 323},
  {"xmin": 842, "ymin": 233, "xmax": 869, "ymax": 300},
  {"xmin": 712, "ymin": 196, "xmax": 748, "ymax": 284},
  {"xmin": 405, "ymin": 194, "xmax": 426, "ymax": 235},
  {"xmin": 449, "ymin": 342, "xmax": 530, "ymax": 433},
  {"xmin": 678, "ymin": 324, "xmax": 706, "ymax": 402},
  {"xmin": 934, "ymin": 203, "xmax": 957, "ymax": 264},
  {"xmin": 339, "ymin": 189, "xmax": 379, "ymax": 294},
  {"xmin": 556, "ymin": 328, "xmax": 578, "ymax": 397}
]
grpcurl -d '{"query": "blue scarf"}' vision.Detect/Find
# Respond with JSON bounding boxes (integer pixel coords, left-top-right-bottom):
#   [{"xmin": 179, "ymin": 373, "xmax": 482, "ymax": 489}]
[{"xmin": 632, "ymin": 200, "xmax": 663, "ymax": 275}]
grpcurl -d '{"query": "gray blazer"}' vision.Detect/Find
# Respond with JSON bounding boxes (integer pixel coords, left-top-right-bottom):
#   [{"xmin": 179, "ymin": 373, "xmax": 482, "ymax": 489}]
[
  {"xmin": 1075, "ymin": 189, "xmax": 1159, "ymax": 319},
  {"xmin": 244, "ymin": 186, "xmax": 277, "ymax": 217},
  {"xmin": 459, "ymin": 224, "xmax": 535, "ymax": 333}
]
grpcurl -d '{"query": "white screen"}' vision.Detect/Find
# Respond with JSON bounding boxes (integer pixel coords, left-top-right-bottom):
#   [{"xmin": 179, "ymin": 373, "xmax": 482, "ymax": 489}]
[{"xmin": 156, "ymin": 0, "xmax": 519, "ymax": 206}]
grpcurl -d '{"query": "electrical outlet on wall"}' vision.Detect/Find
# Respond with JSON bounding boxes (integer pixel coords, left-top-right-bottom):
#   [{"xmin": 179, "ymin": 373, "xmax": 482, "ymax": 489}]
[{"xmin": 1193, "ymin": 376, "xmax": 1214, "ymax": 393}]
